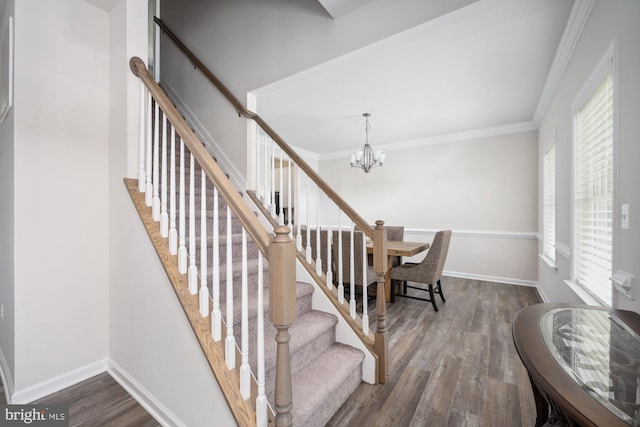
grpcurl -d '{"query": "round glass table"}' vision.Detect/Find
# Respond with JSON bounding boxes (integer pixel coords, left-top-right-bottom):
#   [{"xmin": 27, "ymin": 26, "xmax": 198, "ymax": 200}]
[{"xmin": 513, "ymin": 304, "xmax": 640, "ymax": 427}]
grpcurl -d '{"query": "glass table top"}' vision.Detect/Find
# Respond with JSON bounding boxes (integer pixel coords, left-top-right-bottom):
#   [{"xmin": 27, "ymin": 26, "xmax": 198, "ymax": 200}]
[{"xmin": 541, "ymin": 308, "xmax": 640, "ymax": 426}]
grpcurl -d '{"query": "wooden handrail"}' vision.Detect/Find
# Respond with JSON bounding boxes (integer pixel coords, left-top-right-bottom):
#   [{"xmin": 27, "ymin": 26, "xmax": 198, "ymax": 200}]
[
  {"xmin": 130, "ymin": 56, "xmax": 273, "ymax": 255},
  {"xmin": 154, "ymin": 17, "xmax": 373, "ymax": 240}
]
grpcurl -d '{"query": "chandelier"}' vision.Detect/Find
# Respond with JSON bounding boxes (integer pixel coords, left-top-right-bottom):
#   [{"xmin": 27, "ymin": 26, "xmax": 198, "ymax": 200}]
[{"xmin": 350, "ymin": 113, "xmax": 385, "ymax": 173}]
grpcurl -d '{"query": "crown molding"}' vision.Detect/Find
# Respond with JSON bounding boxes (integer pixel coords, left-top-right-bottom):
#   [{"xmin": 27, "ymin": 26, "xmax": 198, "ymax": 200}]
[{"xmin": 533, "ymin": 0, "xmax": 596, "ymax": 124}]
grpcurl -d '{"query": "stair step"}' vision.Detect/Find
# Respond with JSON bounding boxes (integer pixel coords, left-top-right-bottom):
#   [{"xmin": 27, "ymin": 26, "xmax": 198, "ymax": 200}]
[
  {"xmin": 208, "ymin": 257, "xmax": 268, "ymax": 284},
  {"xmin": 221, "ymin": 281, "xmax": 314, "ymax": 331},
  {"xmin": 180, "ymin": 214, "xmax": 244, "ymax": 234},
  {"xmin": 192, "ymin": 233, "xmax": 261, "ymax": 265},
  {"xmin": 261, "ymin": 310, "xmax": 339, "ymax": 395},
  {"xmin": 273, "ymin": 343, "xmax": 364, "ymax": 427}
]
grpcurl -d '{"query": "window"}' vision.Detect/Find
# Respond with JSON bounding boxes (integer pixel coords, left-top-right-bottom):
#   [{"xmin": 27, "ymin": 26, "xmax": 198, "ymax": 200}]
[
  {"xmin": 572, "ymin": 44, "xmax": 616, "ymax": 306},
  {"xmin": 542, "ymin": 144, "xmax": 556, "ymax": 264}
]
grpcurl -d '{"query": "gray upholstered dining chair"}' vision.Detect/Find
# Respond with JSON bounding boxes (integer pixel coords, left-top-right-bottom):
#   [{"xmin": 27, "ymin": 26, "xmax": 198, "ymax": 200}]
[
  {"xmin": 389, "ymin": 230, "xmax": 452, "ymax": 311},
  {"xmin": 384, "ymin": 225, "xmax": 404, "ymax": 242}
]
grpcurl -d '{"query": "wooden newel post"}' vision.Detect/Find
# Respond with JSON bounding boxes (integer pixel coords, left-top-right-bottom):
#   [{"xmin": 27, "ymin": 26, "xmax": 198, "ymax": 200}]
[
  {"xmin": 373, "ymin": 220, "xmax": 389, "ymax": 384},
  {"xmin": 269, "ymin": 226, "xmax": 297, "ymax": 427}
]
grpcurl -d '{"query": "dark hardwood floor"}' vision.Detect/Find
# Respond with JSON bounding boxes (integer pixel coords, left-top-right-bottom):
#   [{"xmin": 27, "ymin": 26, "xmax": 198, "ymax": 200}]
[
  {"xmin": 0, "ymin": 377, "xmax": 5, "ymax": 405},
  {"xmin": 2, "ymin": 277, "xmax": 540, "ymax": 426},
  {"xmin": 31, "ymin": 373, "xmax": 159, "ymax": 427},
  {"xmin": 327, "ymin": 276, "xmax": 542, "ymax": 426}
]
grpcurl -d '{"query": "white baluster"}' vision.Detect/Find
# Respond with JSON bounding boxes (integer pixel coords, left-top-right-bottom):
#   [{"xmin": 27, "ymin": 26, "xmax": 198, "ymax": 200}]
[
  {"xmin": 145, "ymin": 95, "xmax": 153, "ymax": 205},
  {"xmin": 305, "ymin": 176, "xmax": 312, "ymax": 264},
  {"xmin": 262, "ymin": 132, "xmax": 268, "ymax": 209},
  {"xmin": 160, "ymin": 115, "xmax": 169, "ymax": 237},
  {"xmin": 188, "ymin": 153, "xmax": 198, "ymax": 295},
  {"xmin": 338, "ymin": 213, "xmax": 344, "ymax": 304},
  {"xmin": 350, "ymin": 225, "xmax": 356, "ymax": 319},
  {"xmin": 316, "ymin": 190, "xmax": 322, "ymax": 276},
  {"xmin": 270, "ymin": 143, "xmax": 276, "ymax": 218},
  {"xmin": 296, "ymin": 166, "xmax": 302, "ymax": 252},
  {"xmin": 225, "ymin": 205, "xmax": 236, "ymax": 369},
  {"xmin": 199, "ymin": 169, "xmax": 209, "ymax": 317},
  {"xmin": 255, "ymin": 127, "xmax": 261, "ymax": 202},
  {"xmin": 138, "ymin": 84, "xmax": 146, "ymax": 193},
  {"xmin": 326, "ymin": 200, "xmax": 333, "ymax": 288},
  {"xmin": 211, "ymin": 187, "xmax": 222, "ymax": 341},
  {"xmin": 178, "ymin": 139, "xmax": 187, "ymax": 273},
  {"xmin": 256, "ymin": 253, "xmax": 267, "ymax": 427},
  {"xmin": 278, "ymin": 149, "xmax": 284, "ymax": 225},
  {"xmin": 168, "ymin": 126, "xmax": 178, "ymax": 255},
  {"xmin": 287, "ymin": 157, "xmax": 292, "ymax": 236},
  {"xmin": 361, "ymin": 235, "xmax": 370, "ymax": 335},
  {"xmin": 152, "ymin": 100, "xmax": 160, "ymax": 220},
  {"xmin": 240, "ymin": 229, "xmax": 250, "ymax": 400}
]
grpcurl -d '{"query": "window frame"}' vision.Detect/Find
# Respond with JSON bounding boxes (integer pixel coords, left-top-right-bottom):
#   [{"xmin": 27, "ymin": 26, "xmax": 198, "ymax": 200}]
[
  {"xmin": 542, "ymin": 142, "xmax": 556, "ymax": 267},
  {"xmin": 570, "ymin": 40, "xmax": 619, "ymax": 307}
]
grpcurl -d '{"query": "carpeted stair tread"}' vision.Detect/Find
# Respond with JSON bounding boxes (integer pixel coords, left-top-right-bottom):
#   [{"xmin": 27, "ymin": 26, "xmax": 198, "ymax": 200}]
[
  {"xmin": 259, "ymin": 310, "xmax": 339, "ymax": 394},
  {"xmin": 277, "ymin": 343, "xmax": 364, "ymax": 427},
  {"xmin": 207, "ymin": 257, "xmax": 268, "ymax": 283},
  {"xmin": 220, "ymin": 281, "xmax": 314, "ymax": 329}
]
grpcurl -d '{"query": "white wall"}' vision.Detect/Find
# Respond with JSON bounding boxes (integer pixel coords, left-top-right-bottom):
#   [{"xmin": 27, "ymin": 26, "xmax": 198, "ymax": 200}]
[
  {"xmin": 320, "ymin": 131, "xmax": 539, "ymax": 285},
  {"xmin": 107, "ymin": 0, "xmax": 235, "ymax": 424},
  {"xmin": 11, "ymin": 0, "xmax": 110, "ymax": 400},
  {"xmin": 0, "ymin": 0, "xmax": 16, "ymax": 400},
  {"xmin": 537, "ymin": 0, "xmax": 640, "ymax": 310}
]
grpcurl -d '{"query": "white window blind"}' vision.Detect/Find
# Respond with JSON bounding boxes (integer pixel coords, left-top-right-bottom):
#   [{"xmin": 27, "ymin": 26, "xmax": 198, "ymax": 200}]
[
  {"xmin": 543, "ymin": 144, "xmax": 556, "ymax": 263},
  {"xmin": 573, "ymin": 61, "xmax": 614, "ymax": 306}
]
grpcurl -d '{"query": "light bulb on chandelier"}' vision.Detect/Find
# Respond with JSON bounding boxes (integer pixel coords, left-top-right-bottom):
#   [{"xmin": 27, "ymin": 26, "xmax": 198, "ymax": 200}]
[{"xmin": 350, "ymin": 113, "xmax": 385, "ymax": 173}]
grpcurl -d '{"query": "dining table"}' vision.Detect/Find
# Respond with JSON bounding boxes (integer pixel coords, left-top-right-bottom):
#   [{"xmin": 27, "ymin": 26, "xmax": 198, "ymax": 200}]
[
  {"xmin": 366, "ymin": 240, "xmax": 430, "ymax": 302},
  {"xmin": 513, "ymin": 303, "xmax": 640, "ymax": 427}
]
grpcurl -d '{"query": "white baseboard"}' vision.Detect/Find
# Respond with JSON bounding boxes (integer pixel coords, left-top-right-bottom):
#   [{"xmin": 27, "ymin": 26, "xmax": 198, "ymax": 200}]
[
  {"xmin": 535, "ymin": 283, "xmax": 550, "ymax": 303},
  {"xmin": 11, "ymin": 358, "xmax": 108, "ymax": 404},
  {"xmin": 445, "ymin": 270, "xmax": 538, "ymax": 288},
  {"xmin": 0, "ymin": 346, "xmax": 14, "ymax": 403},
  {"xmin": 107, "ymin": 359, "xmax": 185, "ymax": 427},
  {"xmin": 445, "ymin": 270, "xmax": 546, "ymax": 303}
]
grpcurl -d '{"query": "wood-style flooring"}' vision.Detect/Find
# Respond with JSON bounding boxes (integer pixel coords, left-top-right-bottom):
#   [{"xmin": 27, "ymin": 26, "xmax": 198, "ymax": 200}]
[
  {"xmin": 327, "ymin": 276, "xmax": 541, "ymax": 426},
  {"xmin": 31, "ymin": 373, "xmax": 159, "ymax": 427},
  {"xmin": 1, "ymin": 277, "xmax": 540, "ymax": 426}
]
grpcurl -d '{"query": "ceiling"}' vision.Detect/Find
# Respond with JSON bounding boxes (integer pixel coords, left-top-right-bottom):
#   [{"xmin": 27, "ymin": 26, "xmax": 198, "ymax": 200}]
[
  {"xmin": 317, "ymin": 0, "xmax": 372, "ymax": 19},
  {"xmin": 253, "ymin": 0, "xmax": 575, "ymax": 158},
  {"xmin": 83, "ymin": 0, "xmax": 118, "ymax": 12}
]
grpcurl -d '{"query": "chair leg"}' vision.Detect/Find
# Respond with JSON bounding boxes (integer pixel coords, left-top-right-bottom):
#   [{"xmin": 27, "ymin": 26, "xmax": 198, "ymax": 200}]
[
  {"xmin": 428, "ymin": 284, "xmax": 438, "ymax": 311},
  {"xmin": 437, "ymin": 279, "xmax": 446, "ymax": 303}
]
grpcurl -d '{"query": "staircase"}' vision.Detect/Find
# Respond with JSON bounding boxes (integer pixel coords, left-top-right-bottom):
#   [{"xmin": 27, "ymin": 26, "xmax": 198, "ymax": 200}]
[{"xmin": 128, "ymin": 21, "xmax": 391, "ymax": 422}]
